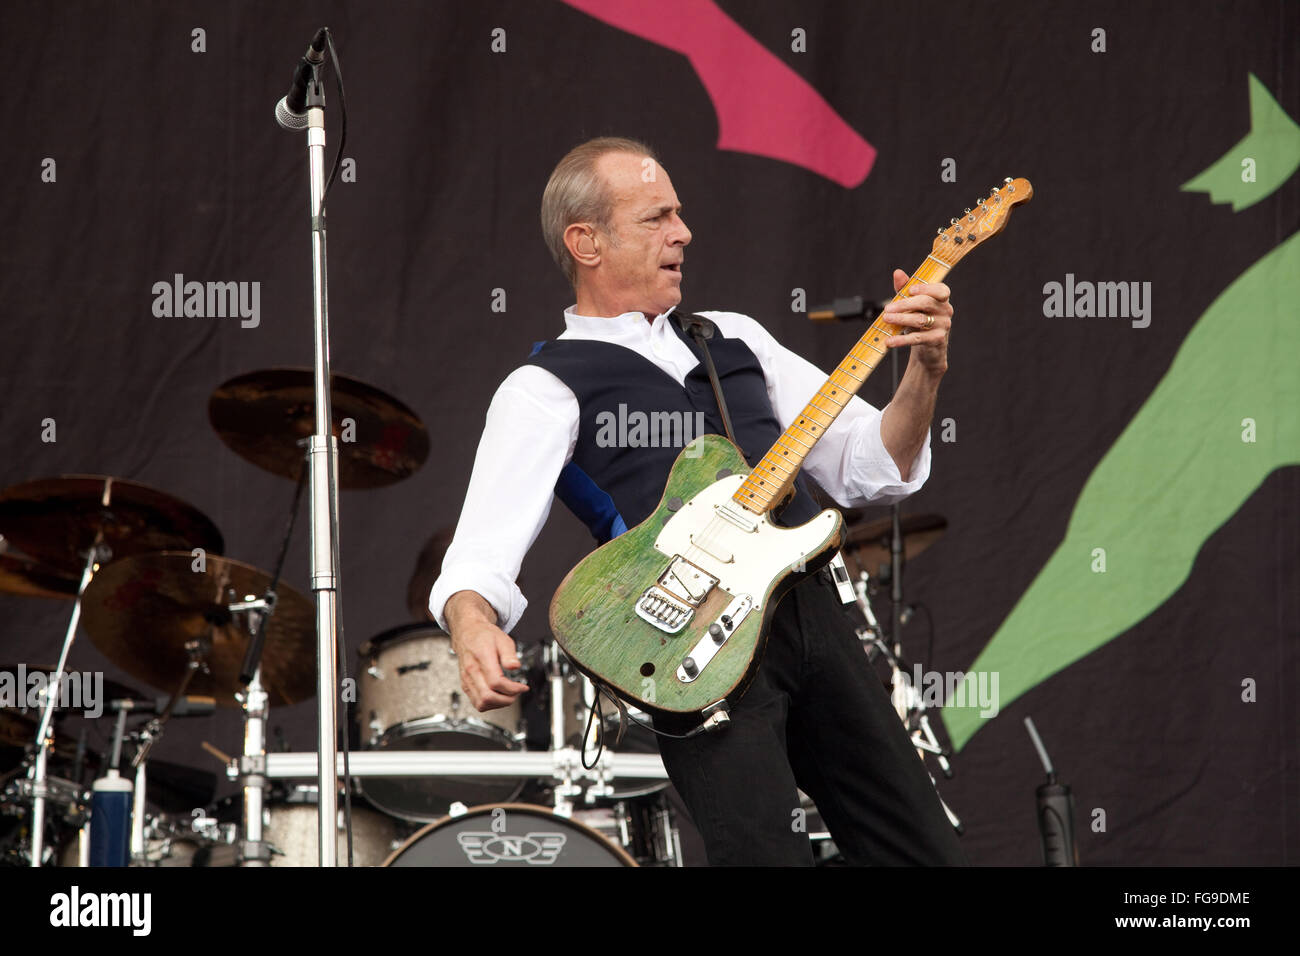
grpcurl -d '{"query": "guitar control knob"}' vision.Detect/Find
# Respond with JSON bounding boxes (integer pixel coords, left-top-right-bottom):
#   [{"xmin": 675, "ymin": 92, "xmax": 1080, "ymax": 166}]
[
  {"xmin": 709, "ymin": 623, "xmax": 725, "ymax": 644},
  {"xmin": 720, "ymin": 614, "xmax": 732, "ymax": 629},
  {"xmin": 682, "ymin": 657, "xmax": 698, "ymax": 677}
]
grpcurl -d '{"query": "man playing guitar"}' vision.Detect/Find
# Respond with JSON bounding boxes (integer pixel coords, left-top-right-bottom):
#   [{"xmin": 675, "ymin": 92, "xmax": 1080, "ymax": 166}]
[{"xmin": 430, "ymin": 137, "xmax": 965, "ymax": 865}]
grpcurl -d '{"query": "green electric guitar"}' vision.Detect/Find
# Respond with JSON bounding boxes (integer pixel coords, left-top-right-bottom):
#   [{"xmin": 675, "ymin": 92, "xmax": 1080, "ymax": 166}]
[{"xmin": 550, "ymin": 179, "xmax": 1033, "ymax": 726}]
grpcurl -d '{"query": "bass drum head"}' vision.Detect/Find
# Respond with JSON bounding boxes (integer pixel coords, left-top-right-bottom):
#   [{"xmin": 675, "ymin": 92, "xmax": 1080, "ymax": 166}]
[{"xmin": 383, "ymin": 803, "xmax": 637, "ymax": 868}]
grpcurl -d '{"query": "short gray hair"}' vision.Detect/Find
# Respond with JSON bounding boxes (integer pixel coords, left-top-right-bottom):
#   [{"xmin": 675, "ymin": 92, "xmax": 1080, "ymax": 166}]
[{"xmin": 541, "ymin": 137, "xmax": 659, "ymax": 286}]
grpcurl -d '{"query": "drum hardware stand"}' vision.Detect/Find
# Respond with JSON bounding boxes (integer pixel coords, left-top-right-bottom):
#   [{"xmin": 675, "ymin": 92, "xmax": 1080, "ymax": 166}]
[
  {"xmin": 549, "ymin": 748, "xmax": 587, "ymax": 817},
  {"xmin": 234, "ymin": 464, "xmax": 307, "ymax": 867},
  {"xmin": 28, "ymin": 512, "xmax": 110, "ymax": 866},
  {"xmin": 824, "ymin": 343, "xmax": 964, "ymax": 842},
  {"xmin": 275, "ymin": 27, "xmax": 345, "ymax": 865},
  {"xmin": 233, "ymin": 670, "xmax": 272, "ymax": 866}
]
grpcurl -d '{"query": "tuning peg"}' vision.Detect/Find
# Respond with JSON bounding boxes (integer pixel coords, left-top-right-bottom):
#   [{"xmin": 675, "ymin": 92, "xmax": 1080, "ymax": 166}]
[
  {"xmin": 1004, "ymin": 177, "xmax": 1013, "ymax": 184},
  {"xmin": 950, "ymin": 217, "xmax": 959, "ymax": 225},
  {"xmin": 936, "ymin": 227, "xmax": 945, "ymax": 235},
  {"xmin": 964, "ymin": 208, "xmax": 971, "ymax": 214}
]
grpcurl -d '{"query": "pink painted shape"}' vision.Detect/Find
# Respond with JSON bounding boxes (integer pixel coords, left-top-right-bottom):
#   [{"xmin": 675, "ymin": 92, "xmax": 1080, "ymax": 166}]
[{"xmin": 561, "ymin": 0, "xmax": 875, "ymax": 187}]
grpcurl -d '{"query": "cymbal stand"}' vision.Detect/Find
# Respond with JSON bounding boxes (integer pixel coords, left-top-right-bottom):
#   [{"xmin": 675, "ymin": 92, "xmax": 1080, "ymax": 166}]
[
  {"xmin": 545, "ymin": 640, "xmax": 583, "ymax": 816},
  {"xmin": 126, "ymin": 639, "xmax": 207, "ymax": 862},
  {"xmin": 232, "ymin": 463, "xmax": 307, "ymax": 867},
  {"xmin": 28, "ymin": 521, "xmax": 109, "ymax": 866},
  {"xmin": 848, "ymin": 565, "xmax": 962, "ymax": 833}
]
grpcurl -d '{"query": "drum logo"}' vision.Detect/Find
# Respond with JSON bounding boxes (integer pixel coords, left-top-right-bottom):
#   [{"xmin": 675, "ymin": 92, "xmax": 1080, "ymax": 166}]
[{"xmin": 457, "ymin": 831, "xmax": 567, "ymax": 864}]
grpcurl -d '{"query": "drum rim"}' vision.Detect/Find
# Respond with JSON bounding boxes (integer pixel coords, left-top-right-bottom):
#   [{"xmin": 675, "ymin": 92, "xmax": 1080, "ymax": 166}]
[
  {"xmin": 380, "ymin": 802, "xmax": 639, "ymax": 868},
  {"xmin": 371, "ymin": 714, "xmax": 522, "ymax": 750},
  {"xmin": 357, "ymin": 621, "xmax": 449, "ymax": 658}
]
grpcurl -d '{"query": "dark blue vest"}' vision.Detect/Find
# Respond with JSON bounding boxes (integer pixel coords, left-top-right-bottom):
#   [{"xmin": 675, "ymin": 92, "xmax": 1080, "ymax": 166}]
[{"xmin": 526, "ymin": 311, "xmax": 820, "ymax": 544}]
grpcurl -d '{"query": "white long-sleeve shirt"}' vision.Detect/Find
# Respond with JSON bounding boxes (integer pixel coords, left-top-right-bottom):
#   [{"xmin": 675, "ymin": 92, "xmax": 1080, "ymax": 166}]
[{"xmin": 429, "ymin": 305, "xmax": 931, "ymax": 633}]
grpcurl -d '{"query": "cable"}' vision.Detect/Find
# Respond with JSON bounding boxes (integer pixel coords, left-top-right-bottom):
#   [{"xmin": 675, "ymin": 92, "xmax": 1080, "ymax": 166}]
[
  {"xmin": 586, "ymin": 682, "xmax": 711, "ymax": 744},
  {"xmin": 320, "ymin": 28, "xmax": 347, "ymax": 209}
]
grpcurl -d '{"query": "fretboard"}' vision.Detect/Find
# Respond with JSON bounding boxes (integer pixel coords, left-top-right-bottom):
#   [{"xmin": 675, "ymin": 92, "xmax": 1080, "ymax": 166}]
[{"xmin": 733, "ymin": 256, "xmax": 951, "ymax": 515}]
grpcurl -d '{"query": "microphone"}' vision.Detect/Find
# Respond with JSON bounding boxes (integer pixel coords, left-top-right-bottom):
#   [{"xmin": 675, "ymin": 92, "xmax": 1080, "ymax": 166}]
[
  {"xmin": 274, "ymin": 28, "xmax": 328, "ymax": 131},
  {"xmin": 1025, "ymin": 716, "xmax": 1079, "ymax": 866},
  {"xmin": 806, "ymin": 295, "xmax": 891, "ymax": 322}
]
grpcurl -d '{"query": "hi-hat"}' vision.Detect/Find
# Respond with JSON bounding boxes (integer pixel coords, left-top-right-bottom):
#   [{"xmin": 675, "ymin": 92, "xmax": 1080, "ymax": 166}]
[
  {"xmin": 80, "ymin": 552, "xmax": 315, "ymax": 707},
  {"xmin": 208, "ymin": 368, "xmax": 430, "ymax": 489}
]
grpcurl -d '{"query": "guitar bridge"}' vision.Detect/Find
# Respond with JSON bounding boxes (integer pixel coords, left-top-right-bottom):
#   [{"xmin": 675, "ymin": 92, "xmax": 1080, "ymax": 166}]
[
  {"xmin": 635, "ymin": 557, "xmax": 718, "ymax": 634},
  {"xmin": 635, "ymin": 587, "xmax": 693, "ymax": 633}
]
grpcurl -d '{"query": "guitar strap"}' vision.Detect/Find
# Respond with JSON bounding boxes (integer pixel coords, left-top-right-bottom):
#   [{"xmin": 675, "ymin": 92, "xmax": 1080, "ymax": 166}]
[{"xmin": 674, "ymin": 311, "xmax": 744, "ymax": 456}]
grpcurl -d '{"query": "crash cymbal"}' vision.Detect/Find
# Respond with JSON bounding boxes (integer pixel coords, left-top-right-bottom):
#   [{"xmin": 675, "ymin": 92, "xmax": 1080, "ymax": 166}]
[
  {"xmin": 80, "ymin": 552, "xmax": 316, "ymax": 708},
  {"xmin": 841, "ymin": 512, "xmax": 948, "ymax": 576},
  {"xmin": 208, "ymin": 367, "xmax": 430, "ymax": 489},
  {"xmin": 0, "ymin": 553, "xmax": 79, "ymax": 599},
  {"xmin": 0, "ymin": 477, "xmax": 225, "ymax": 579}
]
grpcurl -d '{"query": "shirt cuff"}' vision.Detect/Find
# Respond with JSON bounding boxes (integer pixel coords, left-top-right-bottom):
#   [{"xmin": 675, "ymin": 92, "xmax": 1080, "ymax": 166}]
[
  {"xmin": 840, "ymin": 415, "xmax": 931, "ymax": 506},
  {"xmin": 429, "ymin": 561, "xmax": 529, "ymax": 634}
]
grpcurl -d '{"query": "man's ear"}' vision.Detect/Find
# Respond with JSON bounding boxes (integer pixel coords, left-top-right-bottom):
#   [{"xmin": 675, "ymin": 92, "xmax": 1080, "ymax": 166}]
[{"xmin": 565, "ymin": 223, "xmax": 600, "ymax": 267}]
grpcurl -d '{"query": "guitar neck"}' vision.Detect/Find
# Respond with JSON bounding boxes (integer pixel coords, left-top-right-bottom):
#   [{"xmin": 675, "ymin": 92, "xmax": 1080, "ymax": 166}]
[{"xmin": 733, "ymin": 255, "xmax": 951, "ymax": 516}]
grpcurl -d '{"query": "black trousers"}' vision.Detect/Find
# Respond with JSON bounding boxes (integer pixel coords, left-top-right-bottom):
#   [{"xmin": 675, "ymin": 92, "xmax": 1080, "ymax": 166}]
[{"xmin": 655, "ymin": 573, "xmax": 968, "ymax": 866}]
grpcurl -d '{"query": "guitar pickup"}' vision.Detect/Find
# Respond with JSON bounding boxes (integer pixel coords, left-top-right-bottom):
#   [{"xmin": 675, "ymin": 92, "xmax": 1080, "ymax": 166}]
[{"xmin": 657, "ymin": 557, "xmax": 718, "ymax": 606}]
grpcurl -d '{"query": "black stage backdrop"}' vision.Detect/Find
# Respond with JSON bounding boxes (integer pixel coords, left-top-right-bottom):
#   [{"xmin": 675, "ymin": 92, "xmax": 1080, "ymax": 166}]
[{"xmin": 0, "ymin": 0, "xmax": 1296, "ymax": 866}]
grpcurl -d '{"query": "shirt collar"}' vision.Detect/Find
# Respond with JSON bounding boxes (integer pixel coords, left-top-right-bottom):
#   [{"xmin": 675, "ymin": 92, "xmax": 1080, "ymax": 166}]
[{"xmin": 562, "ymin": 304, "xmax": 678, "ymax": 336}]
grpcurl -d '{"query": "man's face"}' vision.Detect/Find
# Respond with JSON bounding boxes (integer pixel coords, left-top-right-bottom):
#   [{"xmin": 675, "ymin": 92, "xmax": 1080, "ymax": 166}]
[{"xmin": 586, "ymin": 152, "xmax": 692, "ymax": 318}]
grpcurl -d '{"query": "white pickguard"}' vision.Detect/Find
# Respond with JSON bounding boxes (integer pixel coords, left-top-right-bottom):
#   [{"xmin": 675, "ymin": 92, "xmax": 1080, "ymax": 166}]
[{"xmin": 652, "ymin": 474, "xmax": 840, "ymax": 610}]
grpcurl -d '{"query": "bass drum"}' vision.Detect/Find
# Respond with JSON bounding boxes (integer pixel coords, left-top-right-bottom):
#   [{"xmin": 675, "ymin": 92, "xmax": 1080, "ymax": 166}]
[
  {"xmin": 383, "ymin": 803, "xmax": 637, "ymax": 867},
  {"xmin": 356, "ymin": 623, "xmax": 526, "ymax": 821}
]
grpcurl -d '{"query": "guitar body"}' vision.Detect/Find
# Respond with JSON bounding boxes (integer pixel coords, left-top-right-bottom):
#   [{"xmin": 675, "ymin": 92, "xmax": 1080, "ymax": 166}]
[{"xmin": 550, "ymin": 434, "xmax": 844, "ymax": 718}]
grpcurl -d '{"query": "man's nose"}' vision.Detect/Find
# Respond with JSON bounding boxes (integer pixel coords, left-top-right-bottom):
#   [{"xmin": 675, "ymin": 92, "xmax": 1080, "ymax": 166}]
[{"xmin": 671, "ymin": 214, "xmax": 692, "ymax": 246}]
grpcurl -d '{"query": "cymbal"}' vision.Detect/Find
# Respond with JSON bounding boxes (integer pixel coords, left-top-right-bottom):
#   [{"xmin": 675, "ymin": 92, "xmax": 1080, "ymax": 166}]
[
  {"xmin": 80, "ymin": 552, "xmax": 316, "ymax": 708},
  {"xmin": 0, "ymin": 477, "xmax": 225, "ymax": 579},
  {"xmin": 208, "ymin": 367, "xmax": 430, "ymax": 489},
  {"xmin": 840, "ymin": 512, "xmax": 948, "ymax": 575},
  {"xmin": 0, "ymin": 553, "xmax": 79, "ymax": 599}
]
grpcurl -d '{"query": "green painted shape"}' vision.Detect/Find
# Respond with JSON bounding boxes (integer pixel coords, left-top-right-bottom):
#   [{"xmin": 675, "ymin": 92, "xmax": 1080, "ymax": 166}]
[
  {"xmin": 1181, "ymin": 74, "xmax": 1300, "ymax": 211},
  {"xmin": 550, "ymin": 433, "xmax": 840, "ymax": 715},
  {"xmin": 946, "ymin": 228, "xmax": 1300, "ymax": 750}
]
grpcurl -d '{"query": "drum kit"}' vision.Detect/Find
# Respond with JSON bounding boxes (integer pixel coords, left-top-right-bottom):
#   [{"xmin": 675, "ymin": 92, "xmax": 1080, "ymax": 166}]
[{"xmin": 0, "ymin": 368, "xmax": 683, "ymax": 868}]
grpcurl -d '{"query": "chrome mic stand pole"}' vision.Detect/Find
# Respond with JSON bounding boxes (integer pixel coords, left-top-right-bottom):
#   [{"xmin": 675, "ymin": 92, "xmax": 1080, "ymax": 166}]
[
  {"xmin": 305, "ymin": 65, "xmax": 342, "ymax": 871},
  {"xmin": 275, "ymin": 28, "xmax": 342, "ymax": 866}
]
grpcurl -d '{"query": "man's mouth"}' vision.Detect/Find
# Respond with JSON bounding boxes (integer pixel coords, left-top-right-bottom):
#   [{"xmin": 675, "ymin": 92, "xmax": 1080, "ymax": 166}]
[{"xmin": 660, "ymin": 263, "xmax": 682, "ymax": 273}]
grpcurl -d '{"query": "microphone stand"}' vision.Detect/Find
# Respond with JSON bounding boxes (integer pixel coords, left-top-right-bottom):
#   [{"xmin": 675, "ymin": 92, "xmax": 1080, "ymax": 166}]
[{"xmin": 278, "ymin": 42, "xmax": 343, "ymax": 866}]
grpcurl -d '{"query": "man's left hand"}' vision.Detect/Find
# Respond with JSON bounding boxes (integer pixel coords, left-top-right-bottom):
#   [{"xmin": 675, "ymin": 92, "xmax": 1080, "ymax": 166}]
[{"xmin": 883, "ymin": 268, "xmax": 951, "ymax": 376}]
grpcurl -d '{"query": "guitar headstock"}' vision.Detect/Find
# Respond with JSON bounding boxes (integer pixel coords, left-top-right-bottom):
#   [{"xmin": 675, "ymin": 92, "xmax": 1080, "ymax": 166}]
[{"xmin": 930, "ymin": 177, "xmax": 1033, "ymax": 267}]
